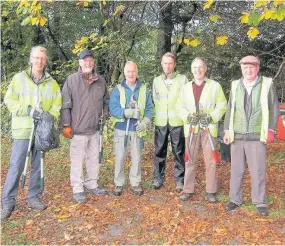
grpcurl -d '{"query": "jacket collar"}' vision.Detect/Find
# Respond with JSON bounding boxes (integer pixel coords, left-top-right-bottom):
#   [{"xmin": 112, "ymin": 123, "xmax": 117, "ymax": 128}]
[
  {"xmin": 25, "ymin": 66, "xmax": 51, "ymax": 84},
  {"xmin": 161, "ymin": 72, "xmax": 177, "ymax": 80},
  {"xmin": 240, "ymin": 75, "xmax": 261, "ymax": 89},
  {"xmin": 78, "ymin": 67, "xmax": 98, "ymax": 84},
  {"xmin": 121, "ymin": 79, "xmax": 142, "ymax": 90}
]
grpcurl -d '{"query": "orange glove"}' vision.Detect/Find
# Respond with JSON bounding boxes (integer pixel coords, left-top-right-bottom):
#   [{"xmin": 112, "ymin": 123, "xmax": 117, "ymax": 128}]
[
  {"xmin": 267, "ymin": 129, "xmax": 275, "ymax": 144},
  {"xmin": 62, "ymin": 126, "xmax": 72, "ymax": 139}
]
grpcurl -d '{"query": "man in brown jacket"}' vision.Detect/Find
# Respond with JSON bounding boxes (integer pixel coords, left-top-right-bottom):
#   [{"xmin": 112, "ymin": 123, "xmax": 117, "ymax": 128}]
[{"xmin": 61, "ymin": 50, "xmax": 109, "ymax": 203}]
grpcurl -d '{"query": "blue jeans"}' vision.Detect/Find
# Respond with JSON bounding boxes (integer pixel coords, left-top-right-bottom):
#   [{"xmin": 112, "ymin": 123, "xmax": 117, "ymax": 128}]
[{"xmin": 1, "ymin": 139, "xmax": 42, "ymax": 207}]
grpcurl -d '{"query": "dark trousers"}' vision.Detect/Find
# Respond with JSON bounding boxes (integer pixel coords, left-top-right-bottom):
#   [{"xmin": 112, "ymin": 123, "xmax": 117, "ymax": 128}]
[{"xmin": 153, "ymin": 124, "xmax": 185, "ymax": 185}]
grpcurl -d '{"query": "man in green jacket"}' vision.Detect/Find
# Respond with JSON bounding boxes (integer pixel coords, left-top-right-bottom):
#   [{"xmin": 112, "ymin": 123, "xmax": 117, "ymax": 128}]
[
  {"xmin": 152, "ymin": 52, "xmax": 188, "ymax": 192},
  {"xmin": 223, "ymin": 55, "xmax": 279, "ymax": 216},
  {"xmin": 1, "ymin": 46, "xmax": 62, "ymax": 220}
]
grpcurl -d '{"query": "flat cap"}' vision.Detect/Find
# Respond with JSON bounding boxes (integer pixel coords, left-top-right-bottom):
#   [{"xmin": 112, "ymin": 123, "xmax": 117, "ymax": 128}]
[
  {"xmin": 78, "ymin": 50, "xmax": 93, "ymax": 59},
  {"xmin": 239, "ymin": 55, "xmax": 260, "ymax": 65}
]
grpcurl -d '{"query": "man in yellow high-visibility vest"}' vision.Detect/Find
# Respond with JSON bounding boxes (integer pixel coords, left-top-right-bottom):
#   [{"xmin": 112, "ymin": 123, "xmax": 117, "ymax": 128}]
[
  {"xmin": 176, "ymin": 57, "xmax": 227, "ymax": 203},
  {"xmin": 110, "ymin": 61, "xmax": 153, "ymax": 196},
  {"xmin": 1, "ymin": 46, "xmax": 62, "ymax": 220},
  {"xmin": 223, "ymin": 56, "xmax": 279, "ymax": 216},
  {"xmin": 152, "ymin": 52, "xmax": 188, "ymax": 192}
]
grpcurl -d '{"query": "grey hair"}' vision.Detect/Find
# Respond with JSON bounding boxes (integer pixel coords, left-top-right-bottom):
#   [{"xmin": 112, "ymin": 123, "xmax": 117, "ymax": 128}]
[
  {"xmin": 162, "ymin": 52, "xmax": 176, "ymax": 63},
  {"xmin": 124, "ymin": 61, "xmax": 138, "ymax": 72},
  {"xmin": 29, "ymin": 46, "xmax": 49, "ymax": 63},
  {"xmin": 191, "ymin": 57, "xmax": 207, "ymax": 68}
]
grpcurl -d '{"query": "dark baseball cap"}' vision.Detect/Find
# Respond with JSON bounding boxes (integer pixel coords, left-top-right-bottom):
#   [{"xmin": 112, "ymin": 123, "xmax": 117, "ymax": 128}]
[{"xmin": 78, "ymin": 50, "xmax": 94, "ymax": 59}]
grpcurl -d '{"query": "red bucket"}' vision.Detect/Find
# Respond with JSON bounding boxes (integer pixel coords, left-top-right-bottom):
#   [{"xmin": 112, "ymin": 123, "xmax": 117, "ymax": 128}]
[{"xmin": 277, "ymin": 104, "xmax": 285, "ymax": 141}]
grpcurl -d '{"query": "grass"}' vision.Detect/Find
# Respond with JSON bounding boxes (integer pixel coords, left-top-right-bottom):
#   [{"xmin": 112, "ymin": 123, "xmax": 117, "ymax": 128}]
[
  {"xmin": 217, "ymin": 194, "xmax": 230, "ymax": 202},
  {"xmin": 1, "ymin": 217, "xmax": 36, "ymax": 245},
  {"xmin": 270, "ymin": 208, "xmax": 285, "ymax": 218}
]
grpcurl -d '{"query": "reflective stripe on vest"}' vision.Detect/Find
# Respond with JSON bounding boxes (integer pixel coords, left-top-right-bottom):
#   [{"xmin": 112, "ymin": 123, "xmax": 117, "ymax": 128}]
[
  {"xmin": 181, "ymin": 79, "xmax": 225, "ymax": 137},
  {"xmin": 228, "ymin": 76, "xmax": 272, "ymax": 143},
  {"xmin": 112, "ymin": 84, "xmax": 147, "ymax": 137},
  {"xmin": 153, "ymin": 74, "xmax": 185, "ymax": 126}
]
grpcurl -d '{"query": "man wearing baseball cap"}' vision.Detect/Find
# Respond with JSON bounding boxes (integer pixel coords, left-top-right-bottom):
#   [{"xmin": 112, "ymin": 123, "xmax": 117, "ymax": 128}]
[
  {"xmin": 61, "ymin": 50, "xmax": 110, "ymax": 203},
  {"xmin": 223, "ymin": 55, "xmax": 279, "ymax": 216}
]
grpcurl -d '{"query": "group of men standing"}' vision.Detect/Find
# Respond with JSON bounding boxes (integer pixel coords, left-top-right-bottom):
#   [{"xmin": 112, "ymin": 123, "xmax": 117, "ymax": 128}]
[{"xmin": 1, "ymin": 46, "xmax": 279, "ymax": 220}]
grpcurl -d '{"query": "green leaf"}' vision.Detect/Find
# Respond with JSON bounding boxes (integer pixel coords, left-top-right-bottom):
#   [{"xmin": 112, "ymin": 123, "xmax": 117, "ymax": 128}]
[
  {"xmin": 21, "ymin": 16, "xmax": 31, "ymax": 26},
  {"xmin": 276, "ymin": 6, "xmax": 285, "ymax": 21},
  {"xmin": 248, "ymin": 13, "xmax": 260, "ymax": 26}
]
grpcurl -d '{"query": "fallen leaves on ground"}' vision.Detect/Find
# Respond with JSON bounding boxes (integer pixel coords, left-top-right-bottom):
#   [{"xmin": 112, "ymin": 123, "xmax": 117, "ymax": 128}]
[{"xmin": 1, "ymin": 137, "xmax": 285, "ymax": 245}]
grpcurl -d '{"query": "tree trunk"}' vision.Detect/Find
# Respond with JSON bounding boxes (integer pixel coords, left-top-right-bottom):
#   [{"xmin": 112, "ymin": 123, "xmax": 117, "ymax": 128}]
[{"xmin": 156, "ymin": 1, "xmax": 173, "ymax": 59}]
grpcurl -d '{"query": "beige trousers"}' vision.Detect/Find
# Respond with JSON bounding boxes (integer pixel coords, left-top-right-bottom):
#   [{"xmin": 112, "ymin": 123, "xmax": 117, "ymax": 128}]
[
  {"xmin": 183, "ymin": 129, "xmax": 217, "ymax": 194},
  {"xmin": 70, "ymin": 133, "xmax": 100, "ymax": 193}
]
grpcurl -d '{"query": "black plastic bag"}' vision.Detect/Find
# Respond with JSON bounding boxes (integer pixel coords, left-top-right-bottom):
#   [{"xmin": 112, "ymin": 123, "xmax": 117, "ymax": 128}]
[{"xmin": 34, "ymin": 112, "xmax": 60, "ymax": 151}]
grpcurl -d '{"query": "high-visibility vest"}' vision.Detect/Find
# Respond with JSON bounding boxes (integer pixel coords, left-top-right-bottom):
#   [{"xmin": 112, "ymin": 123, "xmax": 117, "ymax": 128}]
[
  {"xmin": 153, "ymin": 73, "xmax": 187, "ymax": 127},
  {"xmin": 4, "ymin": 68, "xmax": 62, "ymax": 139},
  {"xmin": 228, "ymin": 76, "xmax": 272, "ymax": 143},
  {"xmin": 112, "ymin": 84, "xmax": 147, "ymax": 137},
  {"xmin": 176, "ymin": 78, "xmax": 227, "ymax": 137}
]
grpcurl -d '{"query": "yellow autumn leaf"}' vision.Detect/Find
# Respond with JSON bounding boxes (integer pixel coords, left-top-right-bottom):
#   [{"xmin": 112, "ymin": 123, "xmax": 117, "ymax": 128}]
[
  {"xmin": 203, "ymin": 0, "xmax": 214, "ymax": 10},
  {"xmin": 81, "ymin": 36, "xmax": 89, "ymax": 43},
  {"xmin": 189, "ymin": 39, "xmax": 200, "ymax": 47},
  {"xmin": 216, "ymin": 35, "xmax": 228, "ymax": 45},
  {"xmin": 20, "ymin": 0, "xmax": 30, "ymax": 8},
  {"xmin": 273, "ymin": 0, "xmax": 284, "ymax": 6},
  {"xmin": 215, "ymin": 227, "xmax": 227, "ymax": 234},
  {"xmin": 58, "ymin": 214, "xmax": 71, "ymax": 220},
  {"xmin": 240, "ymin": 12, "xmax": 249, "ymax": 23},
  {"xmin": 39, "ymin": 16, "xmax": 47, "ymax": 26},
  {"xmin": 31, "ymin": 17, "xmax": 39, "ymax": 25},
  {"xmin": 102, "ymin": 0, "xmax": 107, "ymax": 6},
  {"xmin": 25, "ymin": 220, "xmax": 34, "ymax": 226},
  {"xmin": 103, "ymin": 19, "xmax": 110, "ymax": 26},
  {"xmin": 247, "ymin": 27, "xmax": 260, "ymax": 39},
  {"xmin": 177, "ymin": 37, "xmax": 183, "ymax": 44},
  {"xmin": 209, "ymin": 15, "xmax": 221, "ymax": 22},
  {"xmin": 115, "ymin": 4, "xmax": 124, "ymax": 12},
  {"xmin": 53, "ymin": 194, "xmax": 61, "ymax": 199},
  {"xmin": 76, "ymin": 0, "xmax": 88, "ymax": 7},
  {"xmin": 264, "ymin": 8, "xmax": 276, "ymax": 19},
  {"xmin": 256, "ymin": 0, "xmax": 269, "ymax": 7},
  {"xmin": 183, "ymin": 38, "xmax": 190, "ymax": 46}
]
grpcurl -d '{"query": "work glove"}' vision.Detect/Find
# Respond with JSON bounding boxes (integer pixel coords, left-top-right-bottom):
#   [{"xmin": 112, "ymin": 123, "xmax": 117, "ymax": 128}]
[
  {"xmin": 187, "ymin": 113, "xmax": 199, "ymax": 126},
  {"xmin": 124, "ymin": 108, "xmax": 140, "ymax": 119},
  {"xmin": 27, "ymin": 104, "xmax": 43, "ymax": 121},
  {"xmin": 62, "ymin": 126, "xmax": 72, "ymax": 139},
  {"xmin": 267, "ymin": 129, "xmax": 275, "ymax": 144},
  {"xmin": 136, "ymin": 117, "xmax": 151, "ymax": 132},
  {"xmin": 200, "ymin": 114, "xmax": 212, "ymax": 128}
]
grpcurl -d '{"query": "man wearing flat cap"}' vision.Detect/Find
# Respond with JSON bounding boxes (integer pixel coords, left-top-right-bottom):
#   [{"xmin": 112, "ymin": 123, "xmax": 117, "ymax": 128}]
[
  {"xmin": 61, "ymin": 50, "xmax": 110, "ymax": 203},
  {"xmin": 223, "ymin": 55, "xmax": 279, "ymax": 216}
]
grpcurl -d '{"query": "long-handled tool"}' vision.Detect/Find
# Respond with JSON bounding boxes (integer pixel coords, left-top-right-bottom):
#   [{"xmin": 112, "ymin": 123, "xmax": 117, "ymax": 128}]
[
  {"xmin": 198, "ymin": 104, "xmax": 220, "ymax": 163},
  {"xmin": 99, "ymin": 109, "xmax": 104, "ymax": 163},
  {"xmin": 124, "ymin": 118, "xmax": 130, "ymax": 147},
  {"xmin": 40, "ymin": 151, "xmax": 44, "ymax": 191},
  {"xmin": 205, "ymin": 127, "xmax": 220, "ymax": 163},
  {"xmin": 21, "ymin": 121, "xmax": 36, "ymax": 188},
  {"xmin": 184, "ymin": 124, "xmax": 194, "ymax": 162},
  {"xmin": 124, "ymin": 94, "xmax": 136, "ymax": 147}
]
